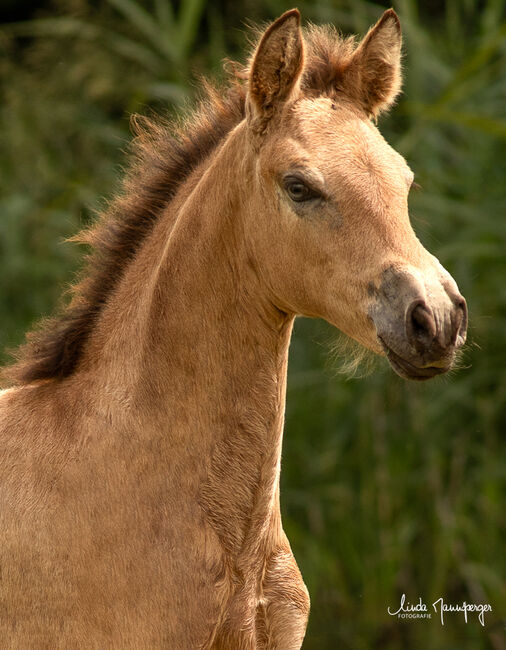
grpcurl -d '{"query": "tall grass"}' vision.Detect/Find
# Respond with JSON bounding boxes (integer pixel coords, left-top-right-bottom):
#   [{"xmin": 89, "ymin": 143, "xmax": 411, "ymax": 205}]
[{"xmin": 1, "ymin": 1, "xmax": 505, "ymax": 648}]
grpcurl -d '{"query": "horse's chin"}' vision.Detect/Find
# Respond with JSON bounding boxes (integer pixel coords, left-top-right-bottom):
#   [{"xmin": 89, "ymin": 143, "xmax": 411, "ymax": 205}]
[{"xmin": 379, "ymin": 338, "xmax": 452, "ymax": 381}]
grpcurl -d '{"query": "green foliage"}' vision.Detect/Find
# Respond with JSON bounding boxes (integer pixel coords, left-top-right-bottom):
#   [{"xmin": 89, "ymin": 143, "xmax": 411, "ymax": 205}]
[{"xmin": 1, "ymin": 1, "xmax": 505, "ymax": 648}]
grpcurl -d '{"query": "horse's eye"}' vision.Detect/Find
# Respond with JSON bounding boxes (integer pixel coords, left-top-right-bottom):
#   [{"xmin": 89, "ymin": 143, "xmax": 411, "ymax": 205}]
[{"xmin": 284, "ymin": 177, "xmax": 320, "ymax": 203}]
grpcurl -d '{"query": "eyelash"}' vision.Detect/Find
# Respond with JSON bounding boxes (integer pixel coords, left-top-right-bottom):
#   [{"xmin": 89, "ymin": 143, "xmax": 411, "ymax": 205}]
[{"xmin": 283, "ymin": 177, "xmax": 322, "ymax": 203}]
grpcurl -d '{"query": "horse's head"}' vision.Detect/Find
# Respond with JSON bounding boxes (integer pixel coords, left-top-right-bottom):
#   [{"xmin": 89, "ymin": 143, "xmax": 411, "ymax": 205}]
[{"xmin": 242, "ymin": 9, "xmax": 467, "ymax": 380}]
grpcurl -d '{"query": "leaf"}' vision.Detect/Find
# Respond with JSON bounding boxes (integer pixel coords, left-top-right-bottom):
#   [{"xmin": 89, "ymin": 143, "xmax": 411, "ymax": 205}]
[
  {"xmin": 106, "ymin": 0, "xmax": 178, "ymax": 63},
  {"xmin": 2, "ymin": 17, "xmax": 164, "ymax": 73},
  {"xmin": 176, "ymin": 0, "xmax": 206, "ymax": 58}
]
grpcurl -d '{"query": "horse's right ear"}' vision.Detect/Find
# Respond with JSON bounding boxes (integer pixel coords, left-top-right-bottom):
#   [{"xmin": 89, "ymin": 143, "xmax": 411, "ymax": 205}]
[{"xmin": 247, "ymin": 9, "xmax": 304, "ymax": 133}]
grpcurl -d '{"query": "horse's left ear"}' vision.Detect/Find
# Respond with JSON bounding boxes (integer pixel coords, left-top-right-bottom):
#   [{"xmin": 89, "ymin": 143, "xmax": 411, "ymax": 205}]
[
  {"xmin": 347, "ymin": 9, "xmax": 402, "ymax": 118},
  {"xmin": 247, "ymin": 9, "xmax": 304, "ymax": 132}
]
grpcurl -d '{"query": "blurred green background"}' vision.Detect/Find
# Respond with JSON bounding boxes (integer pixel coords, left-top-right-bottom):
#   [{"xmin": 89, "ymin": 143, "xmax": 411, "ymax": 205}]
[{"xmin": 1, "ymin": 0, "xmax": 505, "ymax": 648}]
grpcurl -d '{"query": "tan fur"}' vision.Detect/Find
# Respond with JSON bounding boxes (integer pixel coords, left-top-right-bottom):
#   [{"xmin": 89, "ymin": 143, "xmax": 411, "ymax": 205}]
[{"xmin": 0, "ymin": 9, "xmax": 466, "ymax": 649}]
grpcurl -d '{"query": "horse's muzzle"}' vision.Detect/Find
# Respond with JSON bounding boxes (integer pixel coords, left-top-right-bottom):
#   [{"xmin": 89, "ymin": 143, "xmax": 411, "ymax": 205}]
[{"xmin": 369, "ymin": 265, "xmax": 468, "ymax": 381}]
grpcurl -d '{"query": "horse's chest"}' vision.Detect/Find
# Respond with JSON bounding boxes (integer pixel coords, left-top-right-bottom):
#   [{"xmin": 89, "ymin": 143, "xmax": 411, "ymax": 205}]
[{"xmin": 208, "ymin": 546, "xmax": 310, "ymax": 649}]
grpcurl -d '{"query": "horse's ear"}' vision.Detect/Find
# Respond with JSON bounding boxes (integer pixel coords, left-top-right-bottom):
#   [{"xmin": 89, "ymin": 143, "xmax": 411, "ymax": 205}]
[
  {"xmin": 346, "ymin": 9, "xmax": 402, "ymax": 117},
  {"xmin": 247, "ymin": 9, "xmax": 304, "ymax": 131}
]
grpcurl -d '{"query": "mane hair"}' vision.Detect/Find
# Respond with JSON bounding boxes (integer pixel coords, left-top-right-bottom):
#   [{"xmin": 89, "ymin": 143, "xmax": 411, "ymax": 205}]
[
  {"xmin": 4, "ymin": 79, "xmax": 246, "ymax": 385},
  {"xmin": 4, "ymin": 25, "xmax": 361, "ymax": 386}
]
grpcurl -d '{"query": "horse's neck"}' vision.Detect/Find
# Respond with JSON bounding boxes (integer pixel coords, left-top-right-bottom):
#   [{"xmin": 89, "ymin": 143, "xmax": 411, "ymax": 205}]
[{"xmin": 82, "ymin": 126, "xmax": 293, "ymax": 556}]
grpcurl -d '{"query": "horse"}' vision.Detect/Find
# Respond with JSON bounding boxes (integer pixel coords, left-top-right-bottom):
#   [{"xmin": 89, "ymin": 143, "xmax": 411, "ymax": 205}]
[{"xmin": 0, "ymin": 8, "xmax": 467, "ymax": 649}]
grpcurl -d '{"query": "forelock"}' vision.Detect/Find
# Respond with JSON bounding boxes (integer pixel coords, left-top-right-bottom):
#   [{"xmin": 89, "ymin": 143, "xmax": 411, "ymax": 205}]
[{"xmin": 301, "ymin": 25, "xmax": 358, "ymax": 99}]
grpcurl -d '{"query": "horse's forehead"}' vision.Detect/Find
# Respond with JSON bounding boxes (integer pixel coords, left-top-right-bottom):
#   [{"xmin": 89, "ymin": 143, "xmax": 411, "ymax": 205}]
[{"xmin": 283, "ymin": 97, "xmax": 410, "ymax": 181}]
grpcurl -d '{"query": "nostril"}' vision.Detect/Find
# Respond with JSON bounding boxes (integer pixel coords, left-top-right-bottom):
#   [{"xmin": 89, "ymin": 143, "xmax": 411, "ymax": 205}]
[{"xmin": 406, "ymin": 301, "xmax": 436, "ymax": 351}]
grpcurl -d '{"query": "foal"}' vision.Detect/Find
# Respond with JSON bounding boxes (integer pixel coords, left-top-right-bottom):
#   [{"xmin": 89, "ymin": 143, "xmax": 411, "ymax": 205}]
[{"xmin": 0, "ymin": 9, "xmax": 467, "ymax": 649}]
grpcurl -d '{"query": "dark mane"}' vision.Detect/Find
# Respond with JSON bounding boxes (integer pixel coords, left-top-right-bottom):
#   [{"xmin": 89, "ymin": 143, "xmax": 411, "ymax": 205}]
[
  {"xmin": 4, "ymin": 26, "xmax": 355, "ymax": 386},
  {"xmin": 4, "ymin": 77, "xmax": 247, "ymax": 385}
]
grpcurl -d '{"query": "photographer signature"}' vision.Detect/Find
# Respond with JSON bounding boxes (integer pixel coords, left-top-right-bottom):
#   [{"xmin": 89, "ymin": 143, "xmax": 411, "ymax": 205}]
[{"xmin": 388, "ymin": 593, "xmax": 492, "ymax": 626}]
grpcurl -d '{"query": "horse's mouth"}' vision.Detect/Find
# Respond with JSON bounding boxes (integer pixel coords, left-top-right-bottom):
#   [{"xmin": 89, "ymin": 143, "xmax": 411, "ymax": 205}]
[{"xmin": 378, "ymin": 338, "xmax": 449, "ymax": 381}]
